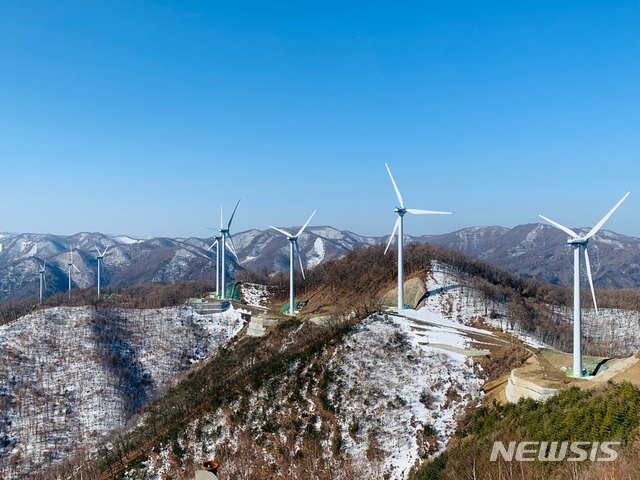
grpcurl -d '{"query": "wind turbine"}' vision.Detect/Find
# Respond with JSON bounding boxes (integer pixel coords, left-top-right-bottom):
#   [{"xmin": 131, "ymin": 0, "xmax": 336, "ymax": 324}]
[
  {"xmin": 207, "ymin": 235, "xmax": 222, "ymax": 297},
  {"xmin": 94, "ymin": 245, "xmax": 109, "ymax": 299},
  {"xmin": 269, "ymin": 210, "xmax": 316, "ymax": 316},
  {"xmin": 38, "ymin": 260, "xmax": 46, "ymax": 305},
  {"xmin": 67, "ymin": 245, "xmax": 80, "ymax": 300},
  {"xmin": 218, "ymin": 200, "xmax": 241, "ymax": 300},
  {"xmin": 539, "ymin": 192, "xmax": 630, "ymax": 378},
  {"xmin": 384, "ymin": 163, "xmax": 452, "ymax": 311}
]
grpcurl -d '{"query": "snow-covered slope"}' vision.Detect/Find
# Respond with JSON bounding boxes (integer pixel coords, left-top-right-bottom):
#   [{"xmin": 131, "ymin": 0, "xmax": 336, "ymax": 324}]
[
  {"xmin": 0, "ymin": 305, "xmax": 246, "ymax": 479},
  {"xmin": 325, "ymin": 314, "xmax": 483, "ymax": 479},
  {"xmin": 4, "ymin": 256, "xmax": 639, "ymax": 479},
  {"xmin": 118, "ymin": 311, "xmax": 483, "ymax": 480},
  {"xmin": 116, "ymin": 266, "xmax": 499, "ymax": 480}
]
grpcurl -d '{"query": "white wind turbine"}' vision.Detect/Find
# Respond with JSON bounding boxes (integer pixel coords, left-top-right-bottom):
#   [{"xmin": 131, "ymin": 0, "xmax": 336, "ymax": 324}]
[
  {"xmin": 269, "ymin": 210, "xmax": 316, "ymax": 316},
  {"xmin": 539, "ymin": 191, "xmax": 630, "ymax": 378},
  {"xmin": 218, "ymin": 200, "xmax": 241, "ymax": 300},
  {"xmin": 94, "ymin": 245, "xmax": 109, "ymax": 299},
  {"xmin": 384, "ymin": 163, "xmax": 452, "ymax": 311},
  {"xmin": 67, "ymin": 245, "xmax": 80, "ymax": 300},
  {"xmin": 38, "ymin": 260, "xmax": 46, "ymax": 305}
]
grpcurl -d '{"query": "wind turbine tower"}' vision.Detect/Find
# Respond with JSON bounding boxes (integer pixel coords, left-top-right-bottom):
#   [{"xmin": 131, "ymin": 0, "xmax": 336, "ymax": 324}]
[
  {"xmin": 218, "ymin": 200, "xmax": 241, "ymax": 300},
  {"xmin": 94, "ymin": 245, "xmax": 109, "ymax": 299},
  {"xmin": 384, "ymin": 164, "xmax": 451, "ymax": 311},
  {"xmin": 269, "ymin": 210, "xmax": 316, "ymax": 316},
  {"xmin": 38, "ymin": 260, "xmax": 46, "ymax": 305},
  {"xmin": 539, "ymin": 192, "xmax": 630, "ymax": 378},
  {"xmin": 67, "ymin": 245, "xmax": 80, "ymax": 300},
  {"xmin": 207, "ymin": 235, "xmax": 222, "ymax": 297}
]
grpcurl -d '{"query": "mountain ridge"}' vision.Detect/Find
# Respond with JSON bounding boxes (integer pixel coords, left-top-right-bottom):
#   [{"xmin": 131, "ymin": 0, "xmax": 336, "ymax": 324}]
[{"xmin": 1, "ymin": 223, "xmax": 639, "ymax": 302}]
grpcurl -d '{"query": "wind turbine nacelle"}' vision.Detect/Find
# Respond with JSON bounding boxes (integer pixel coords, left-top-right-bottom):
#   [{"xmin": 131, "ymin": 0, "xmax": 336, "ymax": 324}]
[{"xmin": 567, "ymin": 238, "xmax": 588, "ymax": 246}]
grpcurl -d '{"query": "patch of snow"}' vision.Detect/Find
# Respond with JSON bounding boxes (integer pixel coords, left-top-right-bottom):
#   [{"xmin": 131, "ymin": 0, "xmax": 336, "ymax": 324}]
[
  {"xmin": 306, "ymin": 237, "xmax": 325, "ymax": 269},
  {"xmin": 307, "ymin": 226, "xmax": 344, "ymax": 240},
  {"xmin": 240, "ymin": 283, "xmax": 271, "ymax": 308},
  {"xmin": 110, "ymin": 235, "xmax": 143, "ymax": 245}
]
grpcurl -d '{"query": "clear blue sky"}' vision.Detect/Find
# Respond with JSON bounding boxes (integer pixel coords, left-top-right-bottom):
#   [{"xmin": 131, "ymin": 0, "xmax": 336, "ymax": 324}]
[{"xmin": 0, "ymin": 1, "xmax": 638, "ymax": 238}]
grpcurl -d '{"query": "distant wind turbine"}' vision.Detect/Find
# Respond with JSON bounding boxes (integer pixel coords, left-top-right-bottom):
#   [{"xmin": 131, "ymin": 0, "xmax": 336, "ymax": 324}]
[
  {"xmin": 94, "ymin": 245, "xmax": 109, "ymax": 299},
  {"xmin": 269, "ymin": 210, "xmax": 316, "ymax": 316},
  {"xmin": 38, "ymin": 260, "xmax": 46, "ymax": 305},
  {"xmin": 67, "ymin": 246, "xmax": 80, "ymax": 300},
  {"xmin": 384, "ymin": 163, "xmax": 452, "ymax": 311},
  {"xmin": 217, "ymin": 200, "xmax": 241, "ymax": 300},
  {"xmin": 539, "ymin": 191, "xmax": 630, "ymax": 378}
]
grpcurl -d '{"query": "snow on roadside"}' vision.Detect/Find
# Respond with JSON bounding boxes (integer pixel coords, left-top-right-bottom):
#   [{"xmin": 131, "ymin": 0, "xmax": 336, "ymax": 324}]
[{"xmin": 400, "ymin": 307, "xmax": 493, "ymax": 336}]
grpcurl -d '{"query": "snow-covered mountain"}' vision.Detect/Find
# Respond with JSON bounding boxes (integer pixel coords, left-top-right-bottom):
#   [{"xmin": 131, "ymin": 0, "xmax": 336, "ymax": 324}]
[
  {"xmin": 421, "ymin": 224, "xmax": 640, "ymax": 289},
  {"xmin": 0, "ymin": 228, "xmax": 371, "ymax": 303},
  {"xmin": 1, "ymin": 224, "xmax": 639, "ymax": 303}
]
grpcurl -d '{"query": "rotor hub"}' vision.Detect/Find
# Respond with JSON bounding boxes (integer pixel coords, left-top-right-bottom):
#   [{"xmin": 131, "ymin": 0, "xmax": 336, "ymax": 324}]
[{"xmin": 395, "ymin": 207, "xmax": 406, "ymax": 216}]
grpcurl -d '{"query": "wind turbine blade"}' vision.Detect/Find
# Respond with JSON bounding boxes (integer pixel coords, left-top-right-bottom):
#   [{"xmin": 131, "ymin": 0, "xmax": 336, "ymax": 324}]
[
  {"xmin": 384, "ymin": 217, "xmax": 401, "ymax": 255},
  {"xmin": 583, "ymin": 248, "xmax": 598, "ymax": 314},
  {"xmin": 406, "ymin": 209, "xmax": 452, "ymax": 215},
  {"xmin": 220, "ymin": 204, "xmax": 224, "ymax": 230},
  {"xmin": 585, "ymin": 192, "xmax": 630, "ymax": 239},
  {"xmin": 295, "ymin": 241, "xmax": 305, "ymax": 280},
  {"xmin": 227, "ymin": 235, "xmax": 241, "ymax": 264},
  {"xmin": 227, "ymin": 199, "xmax": 241, "ymax": 229},
  {"xmin": 196, "ymin": 251, "xmax": 214, "ymax": 262},
  {"xmin": 538, "ymin": 215, "xmax": 580, "ymax": 238},
  {"xmin": 295, "ymin": 209, "xmax": 317, "ymax": 237},
  {"xmin": 269, "ymin": 225, "xmax": 293, "ymax": 237},
  {"xmin": 102, "ymin": 246, "xmax": 109, "ymax": 256},
  {"xmin": 385, "ymin": 163, "xmax": 404, "ymax": 208},
  {"xmin": 94, "ymin": 245, "xmax": 101, "ymax": 256},
  {"xmin": 72, "ymin": 264, "xmax": 80, "ymax": 273},
  {"xmin": 208, "ymin": 239, "xmax": 218, "ymax": 251}
]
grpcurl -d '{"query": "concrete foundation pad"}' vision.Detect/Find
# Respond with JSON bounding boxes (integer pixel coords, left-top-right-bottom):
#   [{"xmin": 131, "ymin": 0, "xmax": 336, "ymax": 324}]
[{"xmin": 246, "ymin": 317, "xmax": 268, "ymax": 337}]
